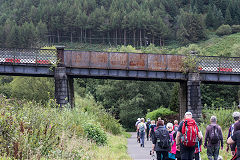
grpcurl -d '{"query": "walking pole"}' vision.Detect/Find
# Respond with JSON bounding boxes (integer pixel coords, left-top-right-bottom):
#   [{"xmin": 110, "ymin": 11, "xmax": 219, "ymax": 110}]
[{"xmin": 198, "ymin": 140, "xmax": 201, "ymax": 160}]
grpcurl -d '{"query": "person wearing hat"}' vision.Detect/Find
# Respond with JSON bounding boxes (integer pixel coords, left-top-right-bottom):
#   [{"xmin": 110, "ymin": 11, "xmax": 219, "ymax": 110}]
[
  {"xmin": 145, "ymin": 118, "xmax": 151, "ymax": 141},
  {"xmin": 227, "ymin": 112, "xmax": 240, "ymax": 156},
  {"xmin": 136, "ymin": 118, "xmax": 141, "ymax": 143}
]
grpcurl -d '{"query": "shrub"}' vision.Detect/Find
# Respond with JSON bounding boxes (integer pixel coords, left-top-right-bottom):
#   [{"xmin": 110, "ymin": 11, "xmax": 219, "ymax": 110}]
[
  {"xmin": 231, "ymin": 25, "xmax": 240, "ymax": 33},
  {"xmin": 83, "ymin": 123, "xmax": 107, "ymax": 145},
  {"xmin": 216, "ymin": 24, "xmax": 232, "ymax": 36},
  {"xmin": 0, "ymin": 97, "xmax": 60, "ymax": 159},
  {"xmin": 0, "ymin": 94, "xmax": 126, "ymax": 159},
  {"xmin": 202, "ymin": 106, "xmax": 238, "ymax": 129},
  {"xmin": 146, "ymin": 107, "xmax": 176, "ymax": 122}
]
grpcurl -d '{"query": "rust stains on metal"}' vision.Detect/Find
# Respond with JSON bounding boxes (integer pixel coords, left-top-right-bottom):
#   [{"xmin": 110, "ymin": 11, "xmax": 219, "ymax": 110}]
[
  {"xmin": 129, "ymin": 53, "xmax": 147, "ymax": 70},
  {"xmin": 64, "ymin": 51, "xmax": 90, "ymax": 67},
  {"xmin": 110, "ymin": 52, "xmax": 128, "ymax": 69},
  {"xmin": 89, "ymin": 52, "xmax": 108, "ymax": 68},
  {"xmin": 64, "ymin": 51, "xmax": 184, "ymax": 72},
  {"xmin": 166, "ymin": 55, "xmax": 183, "ymax": 72},
  {"xmin": 148, "ymin": 54, "xmax": 167, "ymax": 71}
]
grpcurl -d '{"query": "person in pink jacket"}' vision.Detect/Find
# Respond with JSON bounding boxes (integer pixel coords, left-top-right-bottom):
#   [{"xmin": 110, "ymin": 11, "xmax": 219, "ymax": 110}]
[{"xmin": 167, "ymin": 123, "xmax": 176, "ymax": 160}]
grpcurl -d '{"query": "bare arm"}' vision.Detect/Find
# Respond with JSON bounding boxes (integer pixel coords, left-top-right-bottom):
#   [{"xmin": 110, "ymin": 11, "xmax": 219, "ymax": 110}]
[
  {"xmin": 227, "ymin": 137, "xmax": 235, "ymax": 145},
  {"xmin": 152, "ymin": 144, "xmax": 155, "ymax": 152},
  {"xmin": 176, "ymin": 131, "xmax": 181, "ymax": 145},
  {"xmin": 198, "ymin": 131, "xmax": 203, "ymax": 140},
  {"xmin": 149, "ymin": 128, "xmax": 152, "ymax": 135}
]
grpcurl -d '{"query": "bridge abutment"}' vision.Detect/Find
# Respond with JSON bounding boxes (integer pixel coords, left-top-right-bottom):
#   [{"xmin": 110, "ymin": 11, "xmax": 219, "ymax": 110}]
[
  {"xmin": 179, "ymin": 73, "xmax": 202, "ymax": 122},
  {"xmin": 187, "ymin": 73, "xmax": 202, "ymax": 122},
  {"xmin": 179, "ymin": 81, "xmax": 187, "ymax": 120},
  {"xmin": 54, "ymin": 46, "xmax": 75, "ymax": 108},
  {"xmin": 54, "ymin": 67, "xmax": 68, "ymax": 107}
]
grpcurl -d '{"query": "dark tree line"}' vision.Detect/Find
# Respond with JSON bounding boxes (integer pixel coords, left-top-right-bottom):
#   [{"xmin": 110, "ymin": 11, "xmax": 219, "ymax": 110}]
[{"xmin": 1, "ymin": 0, "xmax": 240, "ymax": 48}]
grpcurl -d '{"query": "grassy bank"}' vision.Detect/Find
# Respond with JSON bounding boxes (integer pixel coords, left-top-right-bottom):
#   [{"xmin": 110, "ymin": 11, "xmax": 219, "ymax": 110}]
[{"xmin": 0, "ymin": 94, "xmax": 131, "ymax": 159}]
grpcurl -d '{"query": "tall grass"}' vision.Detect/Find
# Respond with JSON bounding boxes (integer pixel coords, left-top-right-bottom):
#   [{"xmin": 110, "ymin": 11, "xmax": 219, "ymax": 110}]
[{"xmin": 0, "ymin": 94, "xmax": 129, "ymax": 159}]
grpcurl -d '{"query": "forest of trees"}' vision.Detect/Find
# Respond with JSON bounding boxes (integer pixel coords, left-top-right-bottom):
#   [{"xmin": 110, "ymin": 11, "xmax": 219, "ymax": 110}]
[
  {"xmin": 1, "ymin": 0, "xmax": 240, "ymax": 48},
  {"xmin": 1, "ymin": 76, "xmax": 238, "ymax": 130}
]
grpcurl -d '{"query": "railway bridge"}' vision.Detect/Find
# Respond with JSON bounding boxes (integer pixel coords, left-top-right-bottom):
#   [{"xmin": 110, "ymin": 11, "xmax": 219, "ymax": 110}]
[{"xmin": 1, "ymin": 47, "xmax": 240, "ymax": 121}]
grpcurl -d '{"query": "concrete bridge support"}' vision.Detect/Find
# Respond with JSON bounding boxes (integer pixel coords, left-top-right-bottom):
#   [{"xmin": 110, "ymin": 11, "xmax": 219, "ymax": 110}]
[{"xmin": 179, "ymin": 73, "xmax": 202, "ymax": 122}]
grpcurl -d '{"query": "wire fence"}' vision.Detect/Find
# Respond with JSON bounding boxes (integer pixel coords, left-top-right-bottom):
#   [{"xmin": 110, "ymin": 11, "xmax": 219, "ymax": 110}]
[{"xmin": 45, "ymin": 35, "xmax": 180, "ymax": 51}]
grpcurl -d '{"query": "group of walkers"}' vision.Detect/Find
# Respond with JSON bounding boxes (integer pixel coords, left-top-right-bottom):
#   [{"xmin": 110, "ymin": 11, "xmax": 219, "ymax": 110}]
[{"xmin": 135, "ymin": 111, "xmax": 240, "ymax": 160}]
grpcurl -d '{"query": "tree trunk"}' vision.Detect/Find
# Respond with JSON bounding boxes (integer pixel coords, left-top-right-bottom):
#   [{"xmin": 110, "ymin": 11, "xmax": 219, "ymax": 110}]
[
  {"xmin": 81, "ymin": 28, "xmax": 83, "ymax": 43},
  {"xmin": 89, "ymin": 30, "xmax": 92, "ymax": 44},
  {"xmin": 71, "ymin": 32, "xmax": 73, "ymax": 43},
  {"xmin": 57, "ymin": 30, "xmax": 60, "ymax": 43},
  {"xmin": 144, "ymin": 30, "xmax": 147, "ymax": 46},
  {"xmin": 133, "ymin": 30, "xmax": 136, "ymax": 47},
  {"xmin": 102, "ymin": 34, "xmax": 105, "ymax": 44},
  {"xmin": 84, "ymin": 29, "xmax": 87, "ymax": 43},
  {"xmin": 115, "ymin": 29, "xmax": 117, "ymax": 45},
  {"xmin": 159, "ymin": 37, "xmax": 162, "ymax": 46},
  {"xmin": 124, "ymin": 29, "xmax": 126, "ymax": 46},
  {"xmin": 108, "ymin": 31, "xmax": 110, "ymax": 44},
  {"xmin": 152, "ymin": 34, "xmax": 155, "ymax": 44},
  {"xmin": 140, "ymin": 29, "xmax": 142, "ymax": 47}
]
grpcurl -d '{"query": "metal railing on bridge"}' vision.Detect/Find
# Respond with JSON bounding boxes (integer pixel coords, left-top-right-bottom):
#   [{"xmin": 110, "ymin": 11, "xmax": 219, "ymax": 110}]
[
  {"xmin": 198, "ymin": 56, "xmax": 240, "ymax": 73},
  {"xmin": 0, "ymin": 48, "xmax": 57, "ymax": 65},
  {"xmin": 1, "ymin": 48, "xmax": 240, "ymax": 74}
]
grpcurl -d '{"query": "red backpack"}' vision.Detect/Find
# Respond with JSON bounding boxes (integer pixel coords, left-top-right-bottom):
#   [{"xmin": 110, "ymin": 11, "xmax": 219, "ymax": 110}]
[{"xmin": 181, "ymin": 118, "xmax": 198, "ymax": 147}]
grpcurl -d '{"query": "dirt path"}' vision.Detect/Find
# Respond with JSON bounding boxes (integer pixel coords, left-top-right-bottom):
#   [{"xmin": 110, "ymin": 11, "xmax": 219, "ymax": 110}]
[{"xmin": 127, "ymin": 132, "xmax": 156, "ymax": 160}]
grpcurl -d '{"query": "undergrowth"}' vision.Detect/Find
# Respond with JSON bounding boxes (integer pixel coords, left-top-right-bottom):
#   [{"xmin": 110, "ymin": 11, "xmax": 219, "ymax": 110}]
[{"xmin": 0, "ymin": 94, "xmax": 129, "ymax": 159}]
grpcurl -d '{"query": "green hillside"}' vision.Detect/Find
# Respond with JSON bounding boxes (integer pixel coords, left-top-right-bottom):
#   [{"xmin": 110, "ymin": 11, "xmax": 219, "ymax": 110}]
[{"xmin": 197, "ymin": 33, "xmax": 240, "ymax": 57}]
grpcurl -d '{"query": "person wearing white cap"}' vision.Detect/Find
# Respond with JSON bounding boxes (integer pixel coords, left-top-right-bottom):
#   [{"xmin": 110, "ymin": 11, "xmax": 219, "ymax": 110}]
[
  {"xmin": 136, "ymin": 118, "xmax": 141, "ymax": 143},
  {"xmin": 176, "ymin": 111, "xmax": 203, "ymax": 160}
]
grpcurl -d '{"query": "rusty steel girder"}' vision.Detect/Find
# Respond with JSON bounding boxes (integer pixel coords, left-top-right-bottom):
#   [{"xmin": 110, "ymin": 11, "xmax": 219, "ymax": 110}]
[{"xmin": 64, "ymin": 51, "xmax": 184, "ymax": 72}]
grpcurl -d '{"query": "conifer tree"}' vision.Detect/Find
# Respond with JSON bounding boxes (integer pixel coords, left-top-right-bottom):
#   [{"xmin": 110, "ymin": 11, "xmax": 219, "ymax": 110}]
[{"xmin": 224, "ymin": 7, "xmax": 232, "ymax": 25}]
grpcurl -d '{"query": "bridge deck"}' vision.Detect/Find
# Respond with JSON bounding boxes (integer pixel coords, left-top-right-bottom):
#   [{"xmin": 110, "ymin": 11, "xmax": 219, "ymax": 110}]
[{"xmin": 1, "ymin": 48, "xmax": 240, "ymax": 83}]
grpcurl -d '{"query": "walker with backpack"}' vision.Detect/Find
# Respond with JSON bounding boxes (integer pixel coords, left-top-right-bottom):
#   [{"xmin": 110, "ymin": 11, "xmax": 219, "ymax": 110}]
[{"xmin": 181, "ymin": 118, "xmax": 199, "ymax": 147}]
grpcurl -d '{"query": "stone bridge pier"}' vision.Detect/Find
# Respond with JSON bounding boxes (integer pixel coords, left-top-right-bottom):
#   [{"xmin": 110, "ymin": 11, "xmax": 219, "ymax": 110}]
[
  {"xmin": 54, "ymin": 46, "xmax": 74, "ymax": 108},
  {"xmin": 179, "ymin": 73, "xmax": 202, "ymax": 122}
]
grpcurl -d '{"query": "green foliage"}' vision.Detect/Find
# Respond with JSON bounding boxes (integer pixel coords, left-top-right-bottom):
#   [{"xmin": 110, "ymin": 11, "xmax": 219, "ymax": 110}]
[
  {"xmin": 2, "ymin": 0, "xmax": 238, "ymax": 48},
  {"xmin": 108, "ymin": 45, "xmax": 141, "ymax": 53},
  {"xmin": 181, "ymin": 54, "xmax": 199, "ymax": 73},
  {"xmin": 83, "ymin": 123, "xmax": 107, "ymax": 145},
  {"xmin": 0, "ymin": 76, "xmax": 54, "ymax": 103},
  {"xmin": 0, "ymin": 93, "xmax": 126, "ymax": 159},
  {"xmin": 0, "ymin": 97, "xmax": 60, "ymax": 159},
  {"xmin": 146, "ymin": 107, "xmax": 176, "ymax": 121},
  {"xmin": 201, "ymin": 84, "xmax": 239, "ymax": 109},
  {"xmin": 177, "ymin": 44, "xmax": 202, "ymax": 73},
  {"xmin": 92, "ymin": 79, "xmax": 174, "ymax": 130},
  {"xmin": 201, "ymin": 106, "xmax": 239, "ymax": 129},
  {"xmin": 177, "ymin": 10, "xmax": 206, "ymax": 44},
  {"xmin": 216, "ymin": 24, "xmax": 232, "ymax": 36},
  {"xmin": 169, "ymin": 83, "xmax": 180, "ymax": 112},
  {"xmin": 231, "ymin": 25, "xmax": 240, "ymax": 33},
  {"xmin": 10, "ymin": 77, "xmax": 54, "ymax": 103}
]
